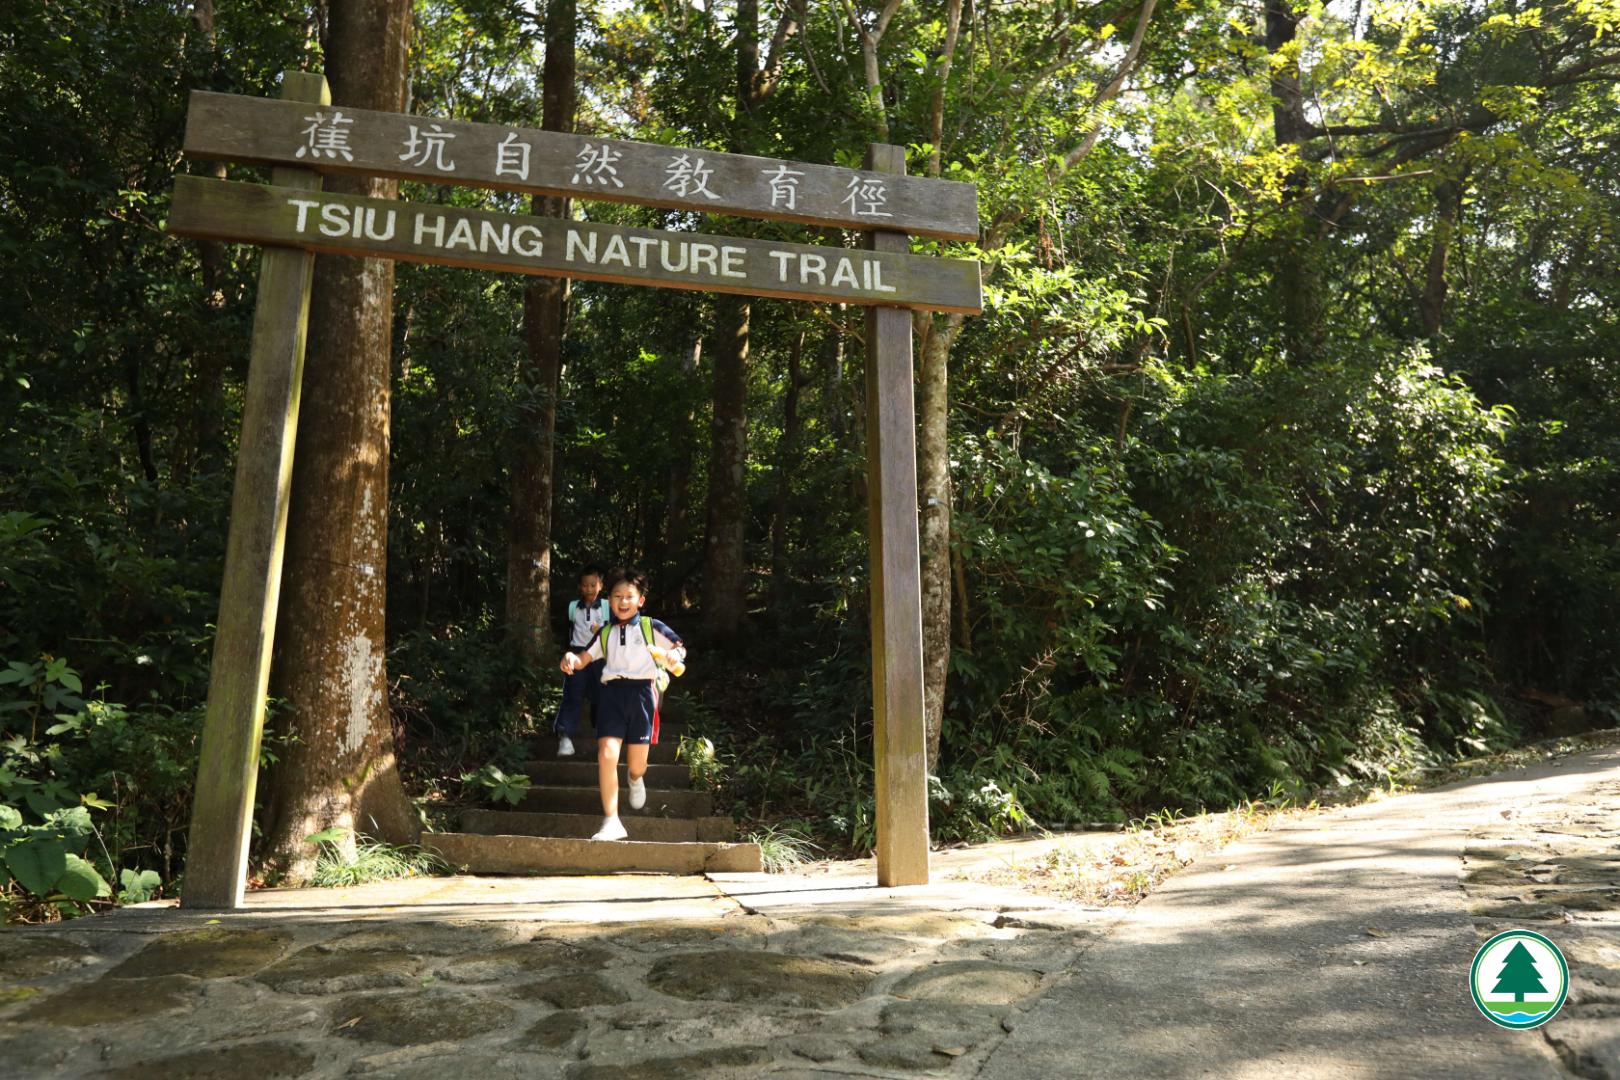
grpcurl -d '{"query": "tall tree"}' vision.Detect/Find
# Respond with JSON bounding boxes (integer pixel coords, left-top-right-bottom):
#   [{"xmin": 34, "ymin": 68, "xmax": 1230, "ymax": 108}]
[
  {"xmin": 842, "ymin": 0, "xmax": 1159, "ymax": 762},
  {"xmin": 700, "ymin": 0, "xmax": 799, "ymax": 637},
  {"xmin": 172, "ymin": 0, "xmax": 229, "ymax": 485},
  {"xmin": 770, "ymin": 326, "xmax": 806, "ymax": 597},
  {"xmin": 506, "ymin": 0, "xmax": 577, "ymax": 669},
  {"xmin": 260, "ymin": 0, "xmax": 416, "ymax": 882}
]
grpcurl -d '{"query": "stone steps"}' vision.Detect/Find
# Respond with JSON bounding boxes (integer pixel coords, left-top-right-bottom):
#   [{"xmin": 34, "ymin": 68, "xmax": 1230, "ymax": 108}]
[
  {"xmin": 434, "ymin": 713, "xmax": 754, "ymax": 876},
  {"xmin": 461, "ymin": 808, "xmax": 736, "ymax": 843},
  {"xmin": 520, "ymin": 784, "xmax": 713, "ymax": 818},
  {"xmin": 424, "ymin": 831, "xmax": 761, "ymax": 874},
  {"xmin": 521, "ymin": 759, "xmax": 689, "ymax": 789}
]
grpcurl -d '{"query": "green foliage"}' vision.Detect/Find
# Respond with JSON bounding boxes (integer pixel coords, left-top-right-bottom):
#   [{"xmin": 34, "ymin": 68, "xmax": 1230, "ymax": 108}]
[
  {"xmin": 929, "ymin": 774, "xmax": 1034, "ymax": 844},
  {"xmin": 461, "ymin": 764, "xmax": 531, "ymax": 807},
  {"xmin": 745, "ymin": 823, "xmax": 820, "ymax": 874},
  {"xmin": 676, "ymin": 734, "xmax": 724, "ymax": 791},
  {"xmin": 0, "ymin": 0, "xmax": 1614, "ymax": 877},
  {"xmin": 303, "ymin": 828, "xmax": 449, "ymax": 888},
  {"xmin": 0, "ymin": 803, "xmax": 113, "ymax": 921},
  {"xmin": 118, "ymin": 867, "xmax": 162, "ymax": 904},
  {"xmin": 1, "ymin": 654, "xmax": 177, "ymax": 920}
]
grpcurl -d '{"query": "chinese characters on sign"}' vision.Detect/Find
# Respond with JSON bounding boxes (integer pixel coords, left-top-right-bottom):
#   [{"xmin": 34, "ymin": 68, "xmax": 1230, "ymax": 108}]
[
  {"xmin": 495, "ymin": 132, "xmax": 530, "ymax": 181},
  {"xmin": 400, "ymin": 123, "xmax": 456, "ymax": 171},
  {"xmin": 296, "ymin": 111, "xmax": 354, "ymax": 161},
  {"xmin": 664, "ymin": 154, "xmax": 720, "ymax": 200},
  {"xmin": 843, "ymin": 176, "xmax": 893, "ymax": 218},
  {"xmin": 572, "ymin": 144, "xmax": 624, "ymax": 187},
  {"xmin": 271, "ymin": 107, "xmax": 951, "ymax": 233},
  {"xmin": 762, "ymin": 164, "xmax": 804, "ymax": 210}
]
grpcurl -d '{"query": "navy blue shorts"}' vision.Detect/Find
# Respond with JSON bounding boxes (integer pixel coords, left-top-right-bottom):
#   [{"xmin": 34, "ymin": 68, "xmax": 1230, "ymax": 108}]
[{"xmin": 595, "ymin": 679, "xmax": 655, "ymax": 744}]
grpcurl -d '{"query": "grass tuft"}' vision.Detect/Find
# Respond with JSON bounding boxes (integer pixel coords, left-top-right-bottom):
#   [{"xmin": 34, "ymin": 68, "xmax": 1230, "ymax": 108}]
[
  {"xmin": 309, "ymin": 835, "xmax": 451, "ymax": 888},
  {"xmin": 746, "ymin": 823, "xmax": 820, "ymax": 873}
]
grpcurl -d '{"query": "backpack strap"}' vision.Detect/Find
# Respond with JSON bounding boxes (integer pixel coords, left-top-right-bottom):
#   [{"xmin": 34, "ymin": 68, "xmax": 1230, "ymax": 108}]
[
  {"xmin": 643, "ymin": 618, "xmax": 671, "ymax": 694},
  {"xmin": 598, "ymin": 624, "xmax": 611, "ymax": 654},
  {"xmin": 567, "ymin": 600, "xmax": 578, "ymax": 622}
]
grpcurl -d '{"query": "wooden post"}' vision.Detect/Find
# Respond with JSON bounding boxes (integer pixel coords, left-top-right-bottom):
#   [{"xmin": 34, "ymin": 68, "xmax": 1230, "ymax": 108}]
[
  {"xmin": 181, "ymin": 71, "xmax": 328, "ymax": 908},
  {"xmin": 863, "ymin": 143, "xmax": 930, "ymax": 886}
]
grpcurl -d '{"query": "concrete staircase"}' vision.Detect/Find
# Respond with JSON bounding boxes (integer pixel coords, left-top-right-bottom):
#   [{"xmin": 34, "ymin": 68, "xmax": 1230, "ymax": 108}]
[{"xmin": 425, "ymin": 720, "xmax": 762, "ymax": 874}]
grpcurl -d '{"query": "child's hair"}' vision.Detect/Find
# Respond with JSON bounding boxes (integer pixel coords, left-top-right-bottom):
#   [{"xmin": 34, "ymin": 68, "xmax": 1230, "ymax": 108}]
[
  {"xmin": 579, "ymin": 564, "xmax": 605, "ymax": 582},
  {"xmin": 605, "ymin": 566, "xmax": 649, "ymax": 597}
]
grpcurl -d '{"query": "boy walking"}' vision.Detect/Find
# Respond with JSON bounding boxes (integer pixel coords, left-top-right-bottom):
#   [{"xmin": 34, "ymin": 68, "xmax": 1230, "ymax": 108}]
[
  {"xmin": 560, "ymin": 568, "xmax": 685, "ymax": 841},
  {"xmin": 554, "ymin": 565, "xmax": 608, "ymax": 757}
]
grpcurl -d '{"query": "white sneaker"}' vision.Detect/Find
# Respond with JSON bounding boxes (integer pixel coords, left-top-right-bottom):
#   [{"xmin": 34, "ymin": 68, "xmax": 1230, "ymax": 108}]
[
  {"xmin": 591, "ymin": 816, "xmax": 628, "ymax": 841},
  {"xmin": 627, "ymin": 775, "xmax": 646, "ymax": 810},
  {"xmin": 556, "ymin": 735, "xmax": 575, "ymax": 757}
]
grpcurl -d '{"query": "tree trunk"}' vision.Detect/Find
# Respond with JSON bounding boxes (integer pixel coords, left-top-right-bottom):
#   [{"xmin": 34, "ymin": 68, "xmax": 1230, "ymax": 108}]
[
  {"xmin": 658, "ymin": 332, "xmax": 702, "ymax": 600},
  {"xmin": 505, "ymin": 0, "xmax": 576, "ymax": 670},
  {"xmin": 1265, "ymin": 0, "xmax": 1323, "ymax": 361},
  {"xmin": 822, "ymin": 305, "xmax": 847, "ymax": 443},
  {"xmin": 1417, "ymin": 180, "xmax": 1458, "ymax": 337},
  {"xmin": 770, "ymin": 328, "xmax": 804, "ymax": 598},
  {"xmin": 699, "ymin": 0, "xmax": 772, "ymax": 637},
  {"xmin": 702, "ymin": 294, "xmax": 750, "ymax": 636},
  {"xmin": 914, "ymin": 311, "xmax": 963, "ymax": 766},
  {"xmin": 260, "ymin": 0, "xmax": 416, "ymax": 883}
]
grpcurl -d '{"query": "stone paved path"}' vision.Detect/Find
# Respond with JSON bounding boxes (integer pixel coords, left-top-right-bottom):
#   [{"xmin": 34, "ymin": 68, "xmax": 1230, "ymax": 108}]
[{"xmin": 0, "ymin": 746, "xmax": 1614, "ymax": 1079}]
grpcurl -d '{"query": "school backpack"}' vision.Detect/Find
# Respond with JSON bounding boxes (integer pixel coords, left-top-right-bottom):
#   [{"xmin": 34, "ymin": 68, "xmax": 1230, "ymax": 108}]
[{"xmin": 566, "ymin": 598, "xmax": 610, "ymax": 625}]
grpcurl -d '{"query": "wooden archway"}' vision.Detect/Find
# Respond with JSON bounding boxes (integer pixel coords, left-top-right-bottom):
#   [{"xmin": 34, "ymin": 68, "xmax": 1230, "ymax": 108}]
[{"xmin": 171, "ymin": 71, "xmax": 980, "ymax": 907}]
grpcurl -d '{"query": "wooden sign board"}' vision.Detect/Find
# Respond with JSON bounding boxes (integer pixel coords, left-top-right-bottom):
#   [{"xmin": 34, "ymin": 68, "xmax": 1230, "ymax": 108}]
[
  {"xmin": 183, "ymin": 91, "xmax": 981, "ymax": 242},
  {"xmin": 167, "ymin": 175, "xmax": 983, "ymax": 314}
]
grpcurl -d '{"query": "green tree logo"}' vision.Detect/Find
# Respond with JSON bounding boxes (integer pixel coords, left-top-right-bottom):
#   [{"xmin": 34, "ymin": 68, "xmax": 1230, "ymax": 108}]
[
  {"xmin": 1471, "ymin": 930, "xmax": 1569, "ymax": 1029},
  {"xmin": 1492, "ymin": 941, "xmax": 1547, "ymax": 1002}
]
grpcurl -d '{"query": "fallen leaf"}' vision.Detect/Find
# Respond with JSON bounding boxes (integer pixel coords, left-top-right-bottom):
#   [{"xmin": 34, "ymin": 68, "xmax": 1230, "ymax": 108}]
[
  {"xmin": 935, "ymin": 1046, "xmax": 968, "ymax": 1057},
  {"xmin": 335, "ymin": 1016, "xmax": 363, "ymax": 1031},
  {"xmin": 1365, "ymin": 927, "xmax": 1388, "ymax": 938}
]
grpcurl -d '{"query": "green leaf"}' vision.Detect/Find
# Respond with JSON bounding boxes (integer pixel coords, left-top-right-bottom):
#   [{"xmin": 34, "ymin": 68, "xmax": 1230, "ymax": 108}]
[
  {"xmin": 119, "ymin": 867, "xmax": 161, "ymax": 903},
  {"xmin": 47, "ymin": 805, "xmax": 94, "ymax": 840},
  {"xmin": 24, "ymin": 790, "xmax": 61, "ymax": 817},
  {"xmin": 5, "ymin": 838, "xmax": 68, "ymax": 895},
  {"xmin": 304, "ymin": 827, "xmax": 348, "ymax": 846},
  {"xmin": 57, "ymin": 854, "xmax": 111, "ymax": 901},
  {"xmin": 0, "ymin": 804, "xmax": 21, "ymax": 830}
]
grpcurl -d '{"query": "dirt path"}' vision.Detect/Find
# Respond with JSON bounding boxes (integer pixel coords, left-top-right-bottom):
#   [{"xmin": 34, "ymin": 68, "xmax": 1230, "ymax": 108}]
[{"xmin": 979, "ymin": 745, "xmax": 1620, "ymax": 1080}]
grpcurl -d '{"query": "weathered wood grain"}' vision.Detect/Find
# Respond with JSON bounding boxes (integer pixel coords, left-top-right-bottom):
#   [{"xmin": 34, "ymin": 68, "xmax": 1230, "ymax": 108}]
[
  {"xmin": 166, "ymin": 175, "xmax": 983, "ymax": 314},
  {"xmin": 863, "ymin": 144, "xmax": 932, "ymax": 888},
  {"xmin": 181, "ymin": 72, "xmax": 328, "ymax": 910},
  {"xmin": 182, "ymin": 89, "xmax": 980, "ymax": 241}
]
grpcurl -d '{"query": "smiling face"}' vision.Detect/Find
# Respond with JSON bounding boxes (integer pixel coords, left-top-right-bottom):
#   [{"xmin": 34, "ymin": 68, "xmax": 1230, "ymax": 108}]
[{"xmin": 608, "ymin": 579, "xmax": 645, "ymax": 621}]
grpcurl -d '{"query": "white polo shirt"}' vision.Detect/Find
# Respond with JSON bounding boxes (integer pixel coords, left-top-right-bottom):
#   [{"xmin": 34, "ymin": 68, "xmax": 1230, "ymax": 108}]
[
  {"xmin": 579, "ymin": 616, "xmax": 684, "ymax": 682},
  {"xmin": 566, "ymin": 599, "xmax": 610, "ymax": 648}
]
